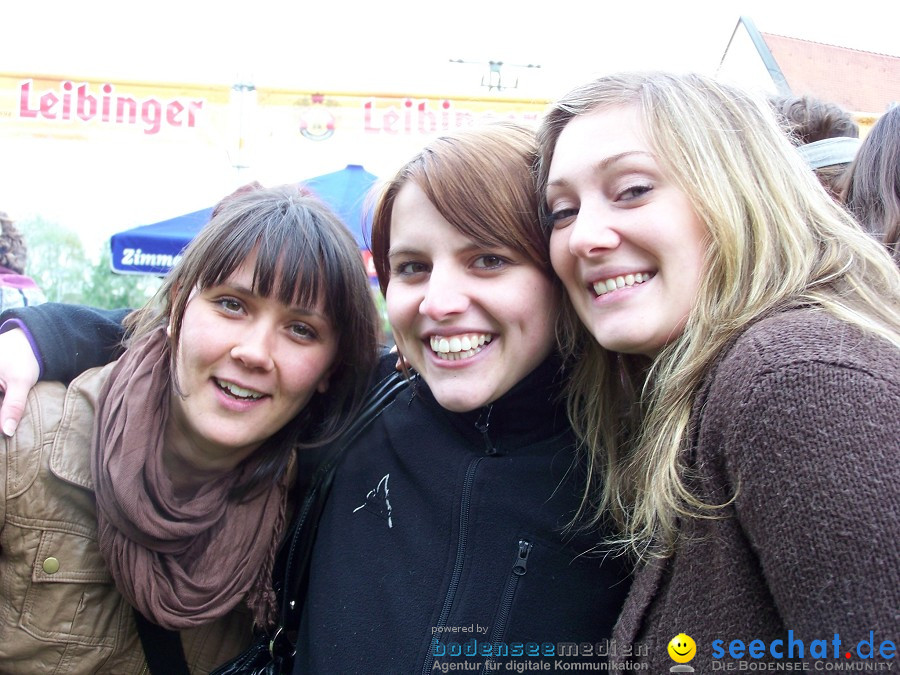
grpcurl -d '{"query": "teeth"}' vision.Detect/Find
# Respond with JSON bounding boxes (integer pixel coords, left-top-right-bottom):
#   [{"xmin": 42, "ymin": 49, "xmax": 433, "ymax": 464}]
[
  {"xmin": 429, "ymin": 333, "xmax": 492, "ymax": 361},
  {"xmin": 217, "ymin": 379, "xmax": 263, "ymax": 400},
  {"xmin": 593, "ymin": 273, "xmax": 652, "ymax": 296}
]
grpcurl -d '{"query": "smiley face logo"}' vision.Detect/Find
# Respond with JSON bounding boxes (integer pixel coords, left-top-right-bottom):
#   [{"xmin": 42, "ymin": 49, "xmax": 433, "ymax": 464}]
[{"xmin": 667, "ymin": 633, "xmax": 696, "ymax": 663}]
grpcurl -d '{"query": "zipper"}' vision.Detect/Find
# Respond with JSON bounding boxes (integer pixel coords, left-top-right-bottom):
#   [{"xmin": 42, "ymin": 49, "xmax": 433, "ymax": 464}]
[
  {"xmin": 421, "ymin": 457, "xmax": 484, "ymax": 675},
  {"xmin": 475, "ymin": 405, "xmax": 498, "ymax": 456},
  {"xmin": 484, "ymin": 540, "xmax": 532, "ymax": 667}
]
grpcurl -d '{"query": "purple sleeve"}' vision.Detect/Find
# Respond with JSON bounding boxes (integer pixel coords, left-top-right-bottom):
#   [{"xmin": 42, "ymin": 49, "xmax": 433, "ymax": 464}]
[{"xmin": 0, "ymin": 318, "xmax": 43, "ymax": 379}]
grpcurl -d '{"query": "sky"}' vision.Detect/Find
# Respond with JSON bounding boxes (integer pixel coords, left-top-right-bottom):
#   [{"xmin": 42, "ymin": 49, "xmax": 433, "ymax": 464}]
[
  {"xmin": 2, "ymin": 0, "xmax": 897, "ymax": 256},
  {"xmin": 6, "ymin": 0, "xmax": 898, "ymax": 96}
]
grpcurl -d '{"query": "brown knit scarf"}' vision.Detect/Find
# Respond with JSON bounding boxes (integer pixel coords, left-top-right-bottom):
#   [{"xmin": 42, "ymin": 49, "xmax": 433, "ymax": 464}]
[{"xmin": 92, "ymin": 328, "xmax": 288, "ymax": 630}]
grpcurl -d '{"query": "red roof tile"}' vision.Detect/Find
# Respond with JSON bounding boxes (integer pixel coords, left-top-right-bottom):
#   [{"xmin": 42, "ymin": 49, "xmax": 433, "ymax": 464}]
[{"xmin": 761, "ymin": 33, "xmax": 900, "ymax": 114}]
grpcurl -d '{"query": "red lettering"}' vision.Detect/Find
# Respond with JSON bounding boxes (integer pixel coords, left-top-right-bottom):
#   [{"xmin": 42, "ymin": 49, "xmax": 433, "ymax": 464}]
[
  {"xmin": 383, "ymin": 109, "xmax": 400, "ymax": 134},
  {"xmin": 102, "ymin": 84, "xmax": 113, "ymax": 121},
  {"xmin": 455, "ymin": 110, "xmax": 474, "ymax": 127},
  {"xmin": 442, "ymin": 100, "xmax": 451, "ymax": 130},
  {"xmin": 19, "ymin": 81, "xmax": 39, "ymax": 118},
  {"xmin": 77, "ymin": 84, "xmax": 97, "ymax": 121},
  {"xmin": 61, "ymin": 81, "xmax": 73, "ymax": 119},
  {"xmin": 40, "ymin": 92, "xmax": 59, "ymax": 118},
  {"xmin": 16, "ymin": 80, "xmax": 203, "ymax": 133},
  {"xmin": 141, "ymin": 99, "xmax": 162, "ymax": 134},
  {"xmin": 166, "ymin": 100, "xmax": 184, "ymax": 126},
  {"xmin": 403, "ymin": 99, "xmax": 412, "ymax": 133},
  {"xmin": 185, "ymin": 100, "xmax": 202, "ymax": 127},
  {"xmin": 417, "ymin": 102, "xmax": 436, "ymax": 133},
  {"xmin": 363, "ymin": 100, "xmax": 379, "ymax": 133},
  {"xmin": 116, "ymin": 97, "xmax": 137, "ymax": 124}
]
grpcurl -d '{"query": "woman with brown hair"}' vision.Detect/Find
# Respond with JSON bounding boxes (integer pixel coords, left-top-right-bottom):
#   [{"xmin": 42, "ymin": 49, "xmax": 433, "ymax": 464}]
[{"xmin": 0, "ymin": 185, "xmax": 380, "ymax": 673}]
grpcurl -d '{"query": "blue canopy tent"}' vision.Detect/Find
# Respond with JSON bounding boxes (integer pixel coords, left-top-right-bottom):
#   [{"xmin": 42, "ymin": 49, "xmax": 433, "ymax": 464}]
[{"xmin": 110, "ymin": 164, "xmax": 379, "ymax": 275}]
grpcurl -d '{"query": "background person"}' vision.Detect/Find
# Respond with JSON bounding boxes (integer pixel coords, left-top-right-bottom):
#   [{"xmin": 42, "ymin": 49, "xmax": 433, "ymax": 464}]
[
  {"xmin": 0, "ymin": 210, "xmax": 46, "ymax": 312},
  {"xmin": 769, "ymin": 93, "xmax": 861, "ymax": 200},
  {"xmin": 538, "ymin": 72, "xmax": 900, "ymax": 670},
  {"xmin": 842, "ymin": 104, "xmax": 900, "ymax": 265},
  {"xmin": 0, "ymin": 185, "xmax": 379, "ymax": 673}
]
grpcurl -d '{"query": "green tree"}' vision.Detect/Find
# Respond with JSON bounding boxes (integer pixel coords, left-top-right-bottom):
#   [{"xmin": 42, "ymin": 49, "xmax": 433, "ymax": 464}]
[
  {"xmin": 83, "ymin": 244, "xmax": 161, "ymax": 309},
  {"xmin": 22, "ymin": 216, "xmax": 160, "ymax": 309}
]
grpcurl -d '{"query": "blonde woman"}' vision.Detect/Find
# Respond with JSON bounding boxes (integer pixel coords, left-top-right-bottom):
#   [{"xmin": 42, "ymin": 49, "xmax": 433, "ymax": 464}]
[{"xmin": 537, "ymin": 72, "xmax": 900, "ymax": 670}]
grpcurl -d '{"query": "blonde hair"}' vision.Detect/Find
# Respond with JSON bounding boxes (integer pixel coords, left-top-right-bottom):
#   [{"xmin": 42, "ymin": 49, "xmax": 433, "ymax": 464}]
[{"xmin": 535, "ymin": 72, "xmax": 900, "ymax": 559}]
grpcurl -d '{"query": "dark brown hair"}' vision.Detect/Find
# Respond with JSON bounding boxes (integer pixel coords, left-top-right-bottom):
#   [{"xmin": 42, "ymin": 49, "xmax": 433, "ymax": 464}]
[
  {"xmin": 128, "ymin": 184, "xmax": 381, "ymax": 495},
  {"xmin": 770, "ymin": 94, "xmax": 859, "ymax": 144},
  {"xmin": 770, "ymin": 94, "xmax": 859, "ymax": 199}
]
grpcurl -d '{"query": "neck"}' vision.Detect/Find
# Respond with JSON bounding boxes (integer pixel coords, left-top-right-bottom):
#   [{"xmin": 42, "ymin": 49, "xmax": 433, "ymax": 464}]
[{"xmin": 162, "ymin": 408, "xmax": 251, "ymax": 499}]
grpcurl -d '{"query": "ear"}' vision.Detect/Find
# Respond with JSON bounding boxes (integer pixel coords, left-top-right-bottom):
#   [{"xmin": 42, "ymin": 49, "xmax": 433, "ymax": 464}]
[{"xmin": 165, "ymin": 322, "xmax": 173, "ymax": 338}]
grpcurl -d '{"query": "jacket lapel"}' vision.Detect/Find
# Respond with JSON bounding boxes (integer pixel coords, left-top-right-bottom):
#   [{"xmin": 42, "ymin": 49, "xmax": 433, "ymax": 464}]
[
  {"xmin": 49, "ymin": 365, "xmax": 112, "ymax": 490},
  {"xmin": 613, "ymin": 556, "xmax": 667, "ymax": 645}
]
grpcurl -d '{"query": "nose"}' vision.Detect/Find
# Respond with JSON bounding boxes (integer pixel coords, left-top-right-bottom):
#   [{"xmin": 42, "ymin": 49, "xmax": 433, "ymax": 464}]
[
  {"xmin": 565, "ymin": 204, "xmax": 621, "ymax": 258},
  {"xmin": 230, "ymin": 320, "xmax": 276, "ymax": 370},
  {"xmin": 418, "ymin": 267, "xmax": 470, "ymax": 321}
]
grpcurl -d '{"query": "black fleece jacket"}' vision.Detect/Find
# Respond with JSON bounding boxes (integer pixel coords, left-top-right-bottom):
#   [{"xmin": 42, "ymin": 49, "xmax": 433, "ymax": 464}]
[{"xmin": 295, "ymin": 356, "xmax": 632, "ymax": 674}]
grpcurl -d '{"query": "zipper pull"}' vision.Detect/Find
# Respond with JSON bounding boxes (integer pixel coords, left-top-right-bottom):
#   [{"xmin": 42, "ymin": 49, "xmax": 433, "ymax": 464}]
[
  {"xmin": 513, "ymin": 540, "xmax": 532, "ymax": 576},
  {"xmin": 475, "ymin": 405, "xmax": 498, "ymax": 455}
]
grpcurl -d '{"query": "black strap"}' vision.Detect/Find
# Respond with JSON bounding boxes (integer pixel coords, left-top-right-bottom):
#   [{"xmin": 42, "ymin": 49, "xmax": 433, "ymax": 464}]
[
  {"xmin": 134, "ymin": 608, "xmax": 190, "ymax": 675},
  {"xmin": 273, "ymin": 370, "xmax": 408, "ymax": 637}
]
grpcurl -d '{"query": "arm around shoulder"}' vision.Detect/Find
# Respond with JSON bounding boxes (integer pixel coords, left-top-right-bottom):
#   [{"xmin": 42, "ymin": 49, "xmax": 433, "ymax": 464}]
[{"xmin": 0, "ymin": 303, "xmax": 131, "ymax": 382}]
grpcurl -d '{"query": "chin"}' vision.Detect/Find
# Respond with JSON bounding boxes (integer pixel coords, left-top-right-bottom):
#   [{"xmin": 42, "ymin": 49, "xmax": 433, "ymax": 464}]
[
  {"xmin": 431, "ymin": 388, "xmax": 491, "ymax": 414},
  {"xmin": 594, "ymin": 332, "xmax": 652, "ymax": 356}
]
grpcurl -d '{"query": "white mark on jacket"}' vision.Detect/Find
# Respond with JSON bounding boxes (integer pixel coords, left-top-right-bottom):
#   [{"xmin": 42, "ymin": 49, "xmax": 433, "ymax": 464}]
[{"xmin": 353, "ymin": 473, "xmax": 393, "ymax": 528}]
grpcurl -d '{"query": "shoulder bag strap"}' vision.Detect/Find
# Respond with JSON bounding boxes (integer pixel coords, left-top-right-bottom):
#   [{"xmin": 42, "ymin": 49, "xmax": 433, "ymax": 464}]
[{"xmin": 273, "ymin": 370, "xmax": 408, "ymax": 638}]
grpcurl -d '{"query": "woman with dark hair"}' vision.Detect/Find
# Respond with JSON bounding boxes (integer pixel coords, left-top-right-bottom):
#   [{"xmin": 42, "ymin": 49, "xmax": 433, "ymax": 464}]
[
  {"xmin": 842, "ymin": 105, "xmax": 900, "ymax": 264},
  {"xmin": 0, "ymin": 185, "xmax": 380, "ymax": 673}
]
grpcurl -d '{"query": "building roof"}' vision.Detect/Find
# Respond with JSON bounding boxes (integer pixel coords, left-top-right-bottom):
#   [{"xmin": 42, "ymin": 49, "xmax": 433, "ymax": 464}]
[{"xmin": 760, "ymin": 32, "xmax": 899, "ymax": 114}]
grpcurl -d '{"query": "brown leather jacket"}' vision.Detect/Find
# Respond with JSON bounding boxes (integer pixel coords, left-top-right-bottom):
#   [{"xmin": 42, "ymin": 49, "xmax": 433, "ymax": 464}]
[{"xmin": 0, "ymin": 365, "xmax": 252, "ymax": 674}]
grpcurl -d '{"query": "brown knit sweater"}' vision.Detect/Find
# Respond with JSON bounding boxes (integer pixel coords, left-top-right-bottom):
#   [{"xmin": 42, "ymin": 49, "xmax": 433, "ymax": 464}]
[{"xmin": 612, "ymin": 309, "xmax": 900, "ymax": 671}]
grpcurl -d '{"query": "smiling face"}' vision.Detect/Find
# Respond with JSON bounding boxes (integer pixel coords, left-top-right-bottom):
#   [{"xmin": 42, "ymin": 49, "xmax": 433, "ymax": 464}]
[
  {"xmin": 167, "ymin": 251, "xmax": 338, "ymax": 475},
  {"xmin": 546, "ymin": 105, "xmax": 708, "ymax": 357},
  {"xmin": 667, "ymin": 633, "xmax": 697, "ymax": 663},
  {"xmin": 386, "ymin": 182, "xmax": 557, "ymax": 413}
]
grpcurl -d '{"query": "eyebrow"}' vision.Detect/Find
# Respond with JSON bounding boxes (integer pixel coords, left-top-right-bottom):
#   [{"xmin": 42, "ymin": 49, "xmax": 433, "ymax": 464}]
[
  {"xmin": 387, "ymin": 239, "xmax": 503, "ymax": 260},
  {"xmin": 225, "ymin": 282, "xmax": 328, "ymax": 320},
  {"xmin": 546, "ymin": 150, "xmax": 655, "ymax": 189}
]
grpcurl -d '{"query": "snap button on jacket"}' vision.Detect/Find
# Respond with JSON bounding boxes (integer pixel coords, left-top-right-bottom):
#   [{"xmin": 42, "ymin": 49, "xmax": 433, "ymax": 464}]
[{"xmin": 0, "ymin": 365, "xmax": 253, "ymax": 674}]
